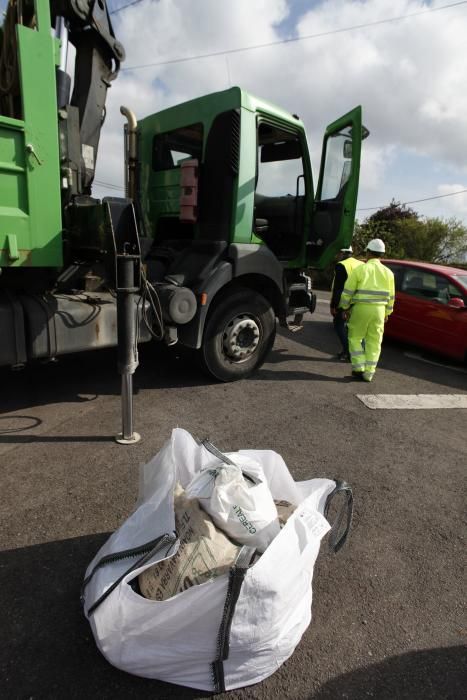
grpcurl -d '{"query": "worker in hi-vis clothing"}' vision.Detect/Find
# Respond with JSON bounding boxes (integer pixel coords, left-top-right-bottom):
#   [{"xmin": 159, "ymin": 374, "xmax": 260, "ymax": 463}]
[
  {"xmin": 330, "ymin": 246, "xmax": 363, "ymax": 361},
  {"xmin": 339, "ymin": 239, "xmax": 395, "ymax": 382}
]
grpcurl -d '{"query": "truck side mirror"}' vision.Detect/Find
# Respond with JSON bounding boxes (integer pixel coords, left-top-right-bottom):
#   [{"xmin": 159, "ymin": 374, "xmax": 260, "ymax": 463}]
[{"xmin": 179, "ymin": 158, "xmax": 199, "ymax": 223}]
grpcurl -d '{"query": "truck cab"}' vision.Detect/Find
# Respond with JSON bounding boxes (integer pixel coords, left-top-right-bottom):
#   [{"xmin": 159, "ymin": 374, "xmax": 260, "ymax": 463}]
[
  {"xmin": 139, "ymin": 88, "xmax": 363, "ymax": 269},
  {"xmin": 135, "ymin": 88, "xmax": 364, "ymax": 379}
]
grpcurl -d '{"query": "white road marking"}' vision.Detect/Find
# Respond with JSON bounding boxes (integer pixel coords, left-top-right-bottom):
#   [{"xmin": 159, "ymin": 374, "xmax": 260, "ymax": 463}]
[
  {"xmin": 404, "ymin": 352, "xmax": 467, "ymax": 374},
  {"xmin": 357, "ymin": 394, "xmax": 467, "ymax": 410},
  {"xmin": 316, "ymin": 298, "xmax": 329, "ymax": 304}
]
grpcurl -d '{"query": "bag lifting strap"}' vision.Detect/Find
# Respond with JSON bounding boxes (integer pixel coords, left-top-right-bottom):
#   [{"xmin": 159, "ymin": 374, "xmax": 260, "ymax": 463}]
[{"xmin": 324, "ymin": 479, "xmax": 353, "ymax": 553}]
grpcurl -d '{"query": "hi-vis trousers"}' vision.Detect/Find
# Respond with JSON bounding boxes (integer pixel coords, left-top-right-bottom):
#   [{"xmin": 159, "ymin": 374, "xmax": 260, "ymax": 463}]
[{"xmin": 347, "ymin": 303, "xmax": 386, "ymax": 382}]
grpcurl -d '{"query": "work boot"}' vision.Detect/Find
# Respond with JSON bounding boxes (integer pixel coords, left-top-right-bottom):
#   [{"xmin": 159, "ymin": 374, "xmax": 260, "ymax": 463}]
[
  {"xmin": 351, "ymin": 370, "xmax": 364, "ymax": 380},
  {"xmin": 336, "ymin": 351, "xmax": 350, "ymax": 362}
]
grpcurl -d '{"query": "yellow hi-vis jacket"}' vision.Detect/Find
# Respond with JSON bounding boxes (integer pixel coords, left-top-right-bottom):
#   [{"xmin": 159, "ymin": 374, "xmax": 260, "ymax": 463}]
[
  {"xmin": 339, "ymin": 258, "xmax": 395, "ymax": 319},
  {"xmin": 340, "ymin": 256, "xmax": 364, "ymax": 278},
  {"xmin": 330, "ymin": 256, "xmax": 363, "ymax": 309},
  {"xmin": 331, "ymin": 256, "xmax": 363, "ymax": 292}
]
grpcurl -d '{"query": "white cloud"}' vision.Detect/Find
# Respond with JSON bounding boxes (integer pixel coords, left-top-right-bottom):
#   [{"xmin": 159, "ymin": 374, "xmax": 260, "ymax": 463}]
[
  {"xmin": 359, "ymin": 142, "xmax": 397, "ymax": 192},
  {"xmin": 91, "ymin": 0, "xmax": 467, "ymax": 221}
]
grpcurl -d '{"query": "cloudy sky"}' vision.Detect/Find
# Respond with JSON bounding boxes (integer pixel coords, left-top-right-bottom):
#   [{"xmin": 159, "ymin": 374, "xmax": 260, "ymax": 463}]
[{"xmin": 3, "ymin": 0, "xmax": 467, "ymax": 222}]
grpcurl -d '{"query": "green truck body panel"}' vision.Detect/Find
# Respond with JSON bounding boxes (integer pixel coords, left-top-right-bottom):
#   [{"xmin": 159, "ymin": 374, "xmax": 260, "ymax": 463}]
[
  {"xmin": 232, "ymin": 105, "xmax": 256, "ymax": 245},
  {"xmin": 0, "ymin": 0, "xmax": 62, "ymax": 268}
]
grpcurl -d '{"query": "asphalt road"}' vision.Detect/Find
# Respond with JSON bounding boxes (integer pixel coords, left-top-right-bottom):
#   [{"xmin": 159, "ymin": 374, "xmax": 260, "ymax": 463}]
[{"xmin": 0, "ymin": 293, "xmax": 466, "ymax": 700}]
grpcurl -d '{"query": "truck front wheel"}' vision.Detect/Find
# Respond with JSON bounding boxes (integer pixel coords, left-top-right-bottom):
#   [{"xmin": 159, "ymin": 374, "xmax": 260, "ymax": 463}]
[{"xmin": 199, "ymin": 288, "xmax": 276, "ymax": 382}]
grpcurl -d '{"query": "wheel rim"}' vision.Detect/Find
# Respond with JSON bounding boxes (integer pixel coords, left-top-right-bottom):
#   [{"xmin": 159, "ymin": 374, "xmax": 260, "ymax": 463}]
[{"xmin": 222, "ymin": 314, "xmax": 261, "ymax": 362}]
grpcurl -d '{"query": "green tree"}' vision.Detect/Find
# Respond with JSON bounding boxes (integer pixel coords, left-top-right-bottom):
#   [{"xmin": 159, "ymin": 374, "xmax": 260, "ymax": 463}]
[
  {"xmin": 420, "ymin": 217, "xmax": 467, "ymax": 263},
  {"xmin": 353, "ymin": 200, "xmax": 418, "ymax": 256},
  {"xmin": 366, "ymin": 200, "xmax": 419, "ymax": 227},
  {"xmin": 354, "ymin": 200, "xmax": 467, "ymax": 263}
]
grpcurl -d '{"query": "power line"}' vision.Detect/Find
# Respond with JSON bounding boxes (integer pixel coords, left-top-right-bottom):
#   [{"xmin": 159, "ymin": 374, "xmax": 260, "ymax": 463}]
[
  {"xmin": 119, "ymin": 1, "xmax": 467, "ymax": 72},
  {"xmin": 109, "ymin": 0, "xmax": 147, "ymax": 15},
  {"xmin": 357, "ymin": 188, "xmax": 467, "ymax": 212},
  {"xmin": 94, "ymin": 179, "xmax": 122, "ymax": 188},
  {"xmin": 94, "ymin": 179, "xmax": 124, "ymax": 190}
]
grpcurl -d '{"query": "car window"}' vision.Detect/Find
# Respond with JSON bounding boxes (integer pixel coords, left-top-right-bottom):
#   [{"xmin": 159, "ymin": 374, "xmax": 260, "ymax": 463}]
[
  {"xmin": 452, "ymin": 275, "xmax": 467, "ymax": 293},
  {"xmin": 401, "ymin": 269, "xmax": 453, "ymax": 304},
  {"xmin": 448, "ymin": 279, "xmax": 467, "ymax": 304}
]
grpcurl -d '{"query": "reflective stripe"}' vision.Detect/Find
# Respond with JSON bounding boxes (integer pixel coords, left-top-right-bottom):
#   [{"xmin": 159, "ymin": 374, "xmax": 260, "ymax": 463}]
[
  {"xmin": 352, "ymin": 298, "xmax": 388, "ymax": 304},
  {"xmin": 351, "ymin": 350, "xmax": 365, "ymax": 357},
  {"xmin": 352, "ymin": 362, "xmax": 365, "ymax": 369},
  {"xmin": 355, "ymin": 289, "xmax": 390, "ymax": 297},
  {"xmin": 365, "ymin": 361, "xmax": 377, "ymax": 366},
  {"xmin": 353, "ymin": 293, "xmax": 388, "ymax": 299},
  {"xmin": 353, "ymin": 293, "xmax": 387, "ymax": 298},
  {"xmin": 342, "ymin": 288, "xmax": 354, "ymax": 295}
]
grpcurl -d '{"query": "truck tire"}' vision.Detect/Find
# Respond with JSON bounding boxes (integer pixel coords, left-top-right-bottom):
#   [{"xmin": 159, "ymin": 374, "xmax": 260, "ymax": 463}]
[{"xmin": 199, "ymin": 287, "xmax": 276, "ymax": 382}]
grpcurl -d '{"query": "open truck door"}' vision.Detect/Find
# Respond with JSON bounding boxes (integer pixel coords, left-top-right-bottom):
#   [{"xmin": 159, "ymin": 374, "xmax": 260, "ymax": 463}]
[{"xmin": 308, "ymin": 106, "xmax": 366, "ymax": 268}]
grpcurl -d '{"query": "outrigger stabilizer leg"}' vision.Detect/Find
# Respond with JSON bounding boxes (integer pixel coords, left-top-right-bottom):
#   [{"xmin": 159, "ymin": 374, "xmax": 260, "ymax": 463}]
[
  {"xmin": 116, "ymin": 251, "xmax": 141, "ymax": 444},
  {"xmin": 104, "ymin": 198, "xmax": 142, "ymax": 444}
]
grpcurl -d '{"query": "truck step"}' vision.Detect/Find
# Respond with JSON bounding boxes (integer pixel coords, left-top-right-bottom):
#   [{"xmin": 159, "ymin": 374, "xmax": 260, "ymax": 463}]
[
  {"xmin": 286, "ymin": 312, "xmax": 304, "ymax": 332},
  {"xmin": 287, "ymin": 323, "xmax": 303, "ymax": 333}
]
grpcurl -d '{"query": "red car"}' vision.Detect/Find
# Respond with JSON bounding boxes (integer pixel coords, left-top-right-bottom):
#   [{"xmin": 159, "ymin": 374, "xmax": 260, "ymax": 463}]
[{"xmin": 383, "ymin": 259, "xmax": 467, "ymax": 362}]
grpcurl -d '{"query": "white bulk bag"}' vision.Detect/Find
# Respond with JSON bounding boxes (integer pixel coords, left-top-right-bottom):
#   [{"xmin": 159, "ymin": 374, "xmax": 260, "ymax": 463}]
[{"xmin": 82, "ymin": 428, "xmax": 352, "ymax": 692}]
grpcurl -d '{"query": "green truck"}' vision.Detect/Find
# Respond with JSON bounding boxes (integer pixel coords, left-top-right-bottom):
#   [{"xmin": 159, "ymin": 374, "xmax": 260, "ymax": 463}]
[{"xmin": 0, "ymin": 0, "xmax": 367, "ymax": 382}]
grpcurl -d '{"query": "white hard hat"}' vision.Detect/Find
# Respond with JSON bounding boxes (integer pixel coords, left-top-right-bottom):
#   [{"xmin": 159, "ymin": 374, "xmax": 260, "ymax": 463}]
[
  {"xmin": 340, "ymin": 246, "xmax": 353, "ymax": 253},
  {"xmin": 366, "ymin": 238, "xmax": 385, "ymax": 253}
]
